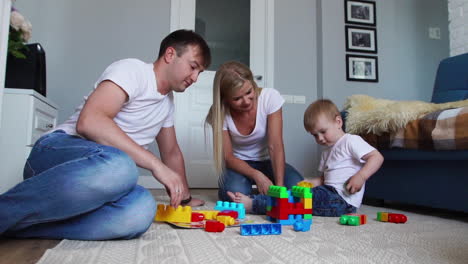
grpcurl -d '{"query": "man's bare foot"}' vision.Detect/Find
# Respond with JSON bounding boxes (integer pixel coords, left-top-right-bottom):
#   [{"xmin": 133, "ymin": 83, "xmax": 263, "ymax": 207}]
[
  {"xmin": 185, "ymin": 197, "xmax": 205, "ymax": 207},
  {"xmin": 226, "ymin": 191, "xmax": 253, "ymax": 213}
]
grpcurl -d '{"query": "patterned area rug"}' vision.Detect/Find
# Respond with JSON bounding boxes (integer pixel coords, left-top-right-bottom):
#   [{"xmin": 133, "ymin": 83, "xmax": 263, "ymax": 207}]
[{"xmin": 37, "ymin": 193, "xmax": 468, "ymax": 264}]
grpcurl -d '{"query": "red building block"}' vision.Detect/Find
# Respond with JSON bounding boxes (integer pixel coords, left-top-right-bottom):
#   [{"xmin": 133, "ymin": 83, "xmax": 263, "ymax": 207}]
[
  {"xmin": 191, "ymin": 212, "xmax": 205, "ymax": 222},
  {"xmin": 205, "ymin": 220, "xmax": 225, "ymax": 232},
  {"xmin": 218, "ymin": 210, "xmax": 238, "ymax": 219}
]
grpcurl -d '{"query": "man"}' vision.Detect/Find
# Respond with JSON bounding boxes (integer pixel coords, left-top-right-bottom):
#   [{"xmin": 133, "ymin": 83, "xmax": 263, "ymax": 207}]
[{"xmin": 0, "ymin": 29, "xmax": 211, "ymax": 240}]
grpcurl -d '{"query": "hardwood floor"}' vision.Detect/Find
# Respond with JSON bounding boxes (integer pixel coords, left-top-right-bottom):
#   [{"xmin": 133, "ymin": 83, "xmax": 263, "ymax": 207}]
[{"xmin": 0, "ymin": 238, "xmax": 60, "ymax": 264}]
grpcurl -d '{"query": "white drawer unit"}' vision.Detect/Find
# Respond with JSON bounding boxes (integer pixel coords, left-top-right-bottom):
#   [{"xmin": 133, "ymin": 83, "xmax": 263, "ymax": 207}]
[{"xmin": 0, "ymin": 88, "xmax": 58, "ymax": 194}]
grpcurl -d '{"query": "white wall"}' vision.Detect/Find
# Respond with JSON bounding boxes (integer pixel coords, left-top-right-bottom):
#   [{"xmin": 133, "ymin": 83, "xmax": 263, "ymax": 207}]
[{"xmin": 448, "ymin": 0, "xmax": 468, "ymax": 55}]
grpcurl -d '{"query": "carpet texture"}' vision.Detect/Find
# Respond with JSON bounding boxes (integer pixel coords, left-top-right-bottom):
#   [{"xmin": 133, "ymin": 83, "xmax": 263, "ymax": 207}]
[{"xmin": 37, "ymin": 193, "xmax": 468, "ymax": 264}]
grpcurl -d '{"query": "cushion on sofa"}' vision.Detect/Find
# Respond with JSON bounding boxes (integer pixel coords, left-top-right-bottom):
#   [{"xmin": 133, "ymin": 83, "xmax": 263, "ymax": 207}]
[{"xmin": 431, "ymin": 53, "xmax": 468, "ymax": 103}]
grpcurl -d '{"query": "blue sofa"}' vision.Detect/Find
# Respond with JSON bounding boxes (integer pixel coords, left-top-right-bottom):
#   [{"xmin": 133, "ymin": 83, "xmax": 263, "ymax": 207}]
[{"xmin": 355, "ymin": 53, "xmax": 468, "ymax": 212}]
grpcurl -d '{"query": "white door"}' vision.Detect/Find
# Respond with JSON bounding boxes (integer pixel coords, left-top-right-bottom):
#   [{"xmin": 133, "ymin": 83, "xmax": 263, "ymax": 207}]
[{"xmin": 171, "ymin": 0, "xmax": 274, "ymax": 188}]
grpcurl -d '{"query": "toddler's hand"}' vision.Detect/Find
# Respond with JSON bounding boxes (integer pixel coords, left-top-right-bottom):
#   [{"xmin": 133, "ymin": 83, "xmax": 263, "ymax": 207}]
[{"xmin": 345, "ymin": 174, "xmax": 365, "ymax": 194}]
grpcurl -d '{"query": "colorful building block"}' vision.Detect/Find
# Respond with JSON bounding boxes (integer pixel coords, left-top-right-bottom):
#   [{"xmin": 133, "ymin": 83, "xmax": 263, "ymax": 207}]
[
  {"xmin": 340, "ymin": 214, "xmax": 367, "ymax": 226},
  {"xmin": 155, "ymin": 204, "xmax": 192, "ymax": 223},
  {"xmin": 294, "ymin": 219, "xmax": 312, "ymax": 232},
  {"xmin": 193, "ymin": 210, "xmax": 219, "ymax": 220},
  {"xmin": 191, "ymin": 212, "xmax": 205, "ymax": 222},
  {"xmin": 214, "ymin": 201, "xmax": 245, "ymax": 219},
  {"xmin": 205, "ymin": 220, "xmax": 225, "ymax": 232},
  {"xmin": 218, "ymin": 210, "xmax": 238, "ymax": 219},
  {"xmin": 377, "ymin": 212, "xmax": 407, "ymax": 223},
  {"xmin": 267, "ymin": 186, "xmax": 289, "ymax": 198},
  {"xmin": 240, "ymin": 223, "xmax": 282, "ymax": 236},
  {"xmin": 216, "ymin": 215, "xmax": 235, "ymax": 226},
  {"xmin": 297, "ymin": 180, "xmax": 314, "ymax": 188}
]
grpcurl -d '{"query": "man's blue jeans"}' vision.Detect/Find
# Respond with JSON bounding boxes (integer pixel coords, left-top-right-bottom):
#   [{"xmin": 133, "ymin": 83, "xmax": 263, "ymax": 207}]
[
  {"xmin": 218, "ymin": 160, "xmax": 304, "ymax": 214},
  {"xmin": 312, "ymin": 185, "xmax": 356, "ymax": 216},
  {"xmin": 0, "ymin": 130, "xmax": 156, "ymax": 240}
]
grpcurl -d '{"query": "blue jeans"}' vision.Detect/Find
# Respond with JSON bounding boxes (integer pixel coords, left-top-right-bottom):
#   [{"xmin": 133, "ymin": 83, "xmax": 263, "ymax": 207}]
[
  {"xmin": 218, "ymin": 160, "xmax": 304, "ymax": 214},
  {"xmin": 312, "ymin": 185, "xmax": 356, "ymax": 216},
  {"xmin": 0, "ymin": 130, "xmax": 156, "ymax": 240}
]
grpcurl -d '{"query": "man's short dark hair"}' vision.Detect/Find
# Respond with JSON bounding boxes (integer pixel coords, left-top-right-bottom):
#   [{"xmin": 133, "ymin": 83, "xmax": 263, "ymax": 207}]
[{"xmin": 158, "ymin": 29, "xmax": 211, "ymax": 68}]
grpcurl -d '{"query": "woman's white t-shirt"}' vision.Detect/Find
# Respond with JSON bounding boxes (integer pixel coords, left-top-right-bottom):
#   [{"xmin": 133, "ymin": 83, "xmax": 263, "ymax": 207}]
[
  {"xmin": 318, "ymin": 133, "xmax": 376, "ymax": 208},
  {"xmin": 53, "ymin": 58, "xmax": 174, "ymax": 149},
  {"xmin": 223, "ymin": 88, "xmax": 284, "ymax": 161}
]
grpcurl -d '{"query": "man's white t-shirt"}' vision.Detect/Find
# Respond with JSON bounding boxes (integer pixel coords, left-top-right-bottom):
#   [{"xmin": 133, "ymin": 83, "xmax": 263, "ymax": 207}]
[
  {"xmin": 318, "ymin": 133, "xmax": 376, "ymax": 208},
  {"xmin": 223, "ymin": 88, "xmax": 284, "ymax": 161},
  {"xmin": 53, "ymin": 58, "xmax": 174, "ymax": 149}
]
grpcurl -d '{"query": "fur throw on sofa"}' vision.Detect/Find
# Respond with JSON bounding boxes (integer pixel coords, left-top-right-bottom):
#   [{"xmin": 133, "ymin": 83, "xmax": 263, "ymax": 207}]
[{"xmin": 343, "ymin": 94, "xmax": 468, "ymax": 135}]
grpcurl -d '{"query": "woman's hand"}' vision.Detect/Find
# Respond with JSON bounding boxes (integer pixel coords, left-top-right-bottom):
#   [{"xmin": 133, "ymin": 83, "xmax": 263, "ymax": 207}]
[{"xmin": 254, "ymin": 172, "xmax": 274, "ymax": 195}]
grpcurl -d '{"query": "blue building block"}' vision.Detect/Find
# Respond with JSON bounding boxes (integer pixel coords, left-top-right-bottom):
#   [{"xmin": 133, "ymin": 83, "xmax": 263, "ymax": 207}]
[
  {"xmin": 214, "ymin": 201, "xmax": 246, "ymax": 219},
  {"xmin": 240, "ymin": 223, "xmax": 282, "ymax": 236},
  {"xmin": 293, "ymin": 219, "xmax": 312, "ymax": 232}
]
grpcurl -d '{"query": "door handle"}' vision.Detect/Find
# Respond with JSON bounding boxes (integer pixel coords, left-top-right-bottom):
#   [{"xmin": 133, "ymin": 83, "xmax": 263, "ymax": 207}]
[{"xmin": 254, "ymin": 75, "xmax": 263, "ymax": 81}]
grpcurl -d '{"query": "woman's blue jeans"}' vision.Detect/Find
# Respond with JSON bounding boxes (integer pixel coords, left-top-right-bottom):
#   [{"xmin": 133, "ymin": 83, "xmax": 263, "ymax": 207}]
[
  {"xmin": 218, "ymin": 160, "xmax": 303, "ymax": 214},
  {"xmin": 0, "ymin": 130, "xmax": 156, "ymax": 240}
]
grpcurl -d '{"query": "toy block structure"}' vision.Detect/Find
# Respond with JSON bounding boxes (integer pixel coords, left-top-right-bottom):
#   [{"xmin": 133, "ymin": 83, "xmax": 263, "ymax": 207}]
[
  {"xmin": 377, "ymin": 212, "xmax": 407, "ymax": 223},
  {"xmin": 340, "ymin": 214, "xmax": 367, "ymax": 226},
  {"xmin": 240, "ymin": 223, "xmax": 282, "ymax": 236},
  {"xmin": 155, "ymin": 204, "xmax": 192, "ymax": 223},
  {"xmin": 214, "ymin": 201, "xmax": 246, "ymax": 219},
  {"xmin": 266, "ymin": 185, "xmax": 313, "ymax": 231}
]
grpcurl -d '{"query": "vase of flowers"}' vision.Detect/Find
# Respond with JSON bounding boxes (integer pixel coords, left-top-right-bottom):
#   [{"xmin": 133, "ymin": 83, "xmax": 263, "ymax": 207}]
[{"xmin": 8, "ymin": 6, "xmax": 32, "ymax": 59}]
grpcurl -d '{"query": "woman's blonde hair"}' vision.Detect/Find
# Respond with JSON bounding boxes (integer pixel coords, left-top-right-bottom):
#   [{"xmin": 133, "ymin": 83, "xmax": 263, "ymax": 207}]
[{"xmin": 205, "ymin": 61, "xmax": 261, "ymax": 175}]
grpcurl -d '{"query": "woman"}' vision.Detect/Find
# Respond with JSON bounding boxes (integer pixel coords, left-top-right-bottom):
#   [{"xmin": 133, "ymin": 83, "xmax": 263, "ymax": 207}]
[{"xmin": 205, "ymin": 61, "xmax": 303, "ymax": 214}]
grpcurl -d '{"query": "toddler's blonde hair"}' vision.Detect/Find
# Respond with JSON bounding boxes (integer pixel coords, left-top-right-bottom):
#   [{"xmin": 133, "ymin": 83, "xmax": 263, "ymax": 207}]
[{"xmin": 304, "ymin": 99, "xmax": 341, "ymax": 132}]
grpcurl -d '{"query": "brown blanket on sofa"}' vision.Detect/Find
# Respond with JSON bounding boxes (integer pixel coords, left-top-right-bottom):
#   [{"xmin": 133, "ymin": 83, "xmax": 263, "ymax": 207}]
[{"xmin": 361, "ymin": 107, "xmax": 468, "ymax": 150}]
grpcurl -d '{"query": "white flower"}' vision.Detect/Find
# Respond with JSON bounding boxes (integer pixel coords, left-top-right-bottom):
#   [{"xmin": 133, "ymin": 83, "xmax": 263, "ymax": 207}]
[
  {"xmin": 20, "ymin": 20, "xmax": 32, "ymax": 41},
  {"xmin": 10, "ymin": 10, "xmax": 24, "ymax": 31}
]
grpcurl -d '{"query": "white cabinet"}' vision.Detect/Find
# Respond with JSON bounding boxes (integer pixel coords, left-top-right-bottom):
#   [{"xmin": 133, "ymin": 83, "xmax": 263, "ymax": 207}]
[{"xmin": 0, "ymin": 88, "xmax": 58, "ymax": 194}]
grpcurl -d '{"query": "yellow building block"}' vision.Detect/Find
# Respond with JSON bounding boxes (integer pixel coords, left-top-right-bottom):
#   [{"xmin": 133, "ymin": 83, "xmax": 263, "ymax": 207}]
[
  {"xmin": 216, "ymin": 215, "xmax": 235, "ymax": 226},
  {"xmin": 297, "ymin": 181, "xmax": 314, "ymax": 188},
  {"xmin": 193, "ymin": 210, "xmax": 219, "ymax": 220},
  {"xmin": 155, "ymin": 204, "xmax": 192, "ymax": 223},
  {"xmin": 303, "ymin": 198, "xmax": 312, "ymax": 209},
  {"xmin": 377, "ymin": 212, "xmax": 389, "ymax": 222}
]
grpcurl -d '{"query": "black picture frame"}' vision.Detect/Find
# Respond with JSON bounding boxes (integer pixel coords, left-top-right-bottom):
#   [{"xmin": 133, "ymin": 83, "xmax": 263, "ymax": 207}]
[
  {"xmin": 346, "ymin": 54, "xmax": 378, "ymax": 82},
  {"xmin": 345, "ymin": 25, "xmax": 377, "ymax": 53},
  {"xmin": 344, "ymin": 0, "xmax": 376, "ymax": 26}
]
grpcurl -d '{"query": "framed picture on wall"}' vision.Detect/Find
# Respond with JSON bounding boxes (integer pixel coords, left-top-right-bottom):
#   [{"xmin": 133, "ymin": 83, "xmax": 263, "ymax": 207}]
[
  {"xmin": 345, "ymin": 0, "xmax": 376, "ymax": 26},
  {"xmin": 345, "ymin": 26, "xmax": 377, "ymax": 53},
  {"xmin": 346, "ymin": 54, "xmax": 378, "ymax": 82}
]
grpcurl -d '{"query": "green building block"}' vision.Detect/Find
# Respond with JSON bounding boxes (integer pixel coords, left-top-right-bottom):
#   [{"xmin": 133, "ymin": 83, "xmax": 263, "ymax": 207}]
[
  {"xmin": 267, "ymin": 185, "xmax": 289, "ymax": 198},
  {"xmin": 340, "ymin": 215, "xmax": 360, "ymax": 226},
  {"xmin": 291, "ymin": 186, "xmax": 312, "ymax": 199},
  {"xmin": 304, "ymin": 214, "xmax": 312, "ymax": 220}
]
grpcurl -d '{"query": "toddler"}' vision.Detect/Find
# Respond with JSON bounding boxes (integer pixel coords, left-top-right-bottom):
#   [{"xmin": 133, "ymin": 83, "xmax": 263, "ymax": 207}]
[
  {"xmin": 302, "ymin": 99, "xmax": 383, "ymax": 216},
  {"xmin": 228, "ymin": 99, "xmax": 383, "ymax": 217}
]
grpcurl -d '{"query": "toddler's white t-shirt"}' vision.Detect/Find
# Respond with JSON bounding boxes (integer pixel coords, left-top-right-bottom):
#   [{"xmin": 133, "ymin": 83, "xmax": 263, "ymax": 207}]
[
  {"xmin": 53, "ymin": 58, "xmax": 174, "ymax": 149},
  {"xmin": 318, "ymin": 133, "xmax": 376, "ymax": 208},
  {"xmin": 223, "ymin": 88, "xmax": 284, "ymax": 161}
]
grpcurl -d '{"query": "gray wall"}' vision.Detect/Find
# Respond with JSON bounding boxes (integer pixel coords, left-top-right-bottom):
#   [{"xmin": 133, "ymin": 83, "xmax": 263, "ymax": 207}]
[
  {"xmin": 15, "ymin": 0, "xmax": 171, "ymax": 121},
  {"xmin": 13, "ymin": 0, "xmax": 449, "ymax": 181}
]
